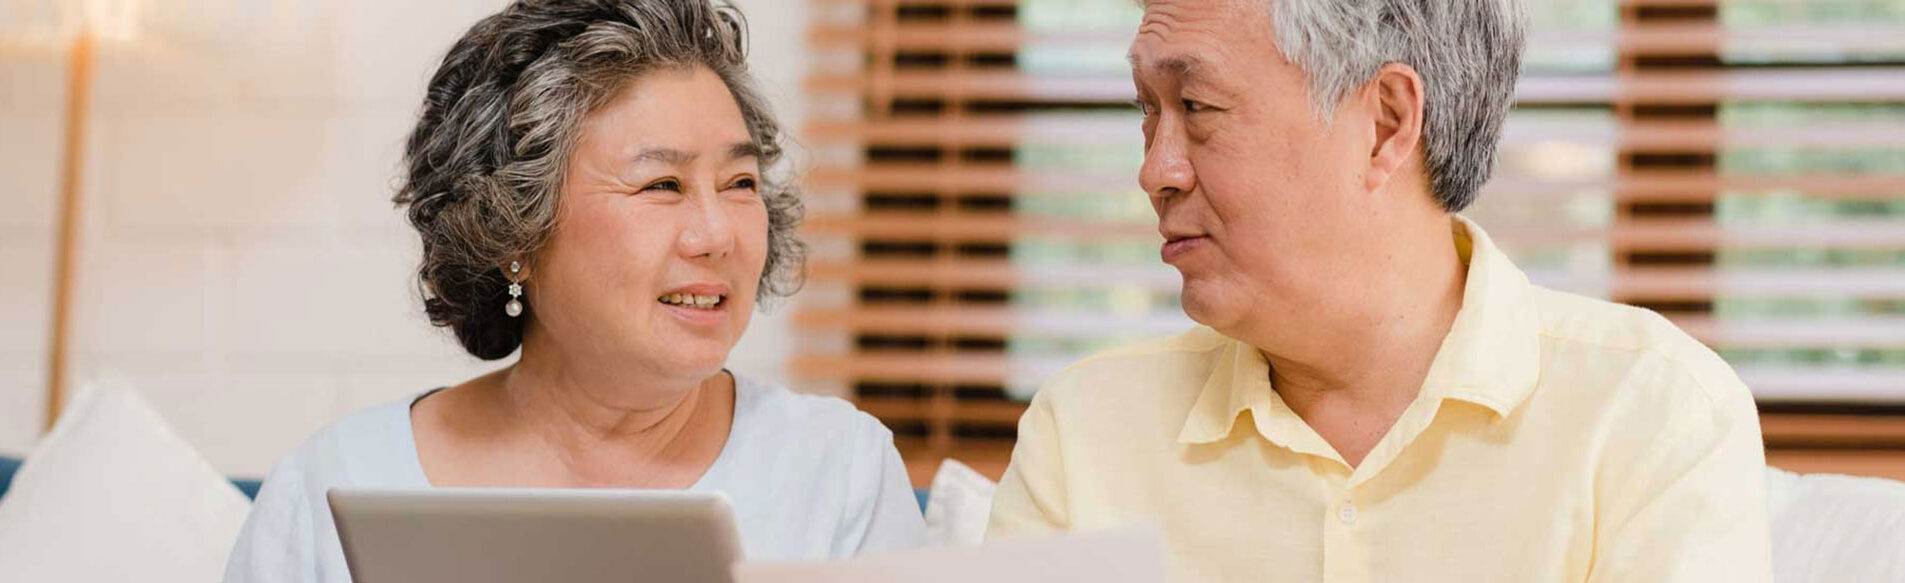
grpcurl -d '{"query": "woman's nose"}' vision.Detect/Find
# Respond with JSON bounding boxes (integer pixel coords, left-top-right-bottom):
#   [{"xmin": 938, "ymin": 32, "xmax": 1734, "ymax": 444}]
[{"xmin": 678, "ymin": 193, "xmax": 736, "ymax": 259}]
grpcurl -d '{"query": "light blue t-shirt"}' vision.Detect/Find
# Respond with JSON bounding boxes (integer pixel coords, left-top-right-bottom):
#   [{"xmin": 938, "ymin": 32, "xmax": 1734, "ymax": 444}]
[{"xmin": 222, "ymin": 374, "xmax": 925, "ymax": 583}]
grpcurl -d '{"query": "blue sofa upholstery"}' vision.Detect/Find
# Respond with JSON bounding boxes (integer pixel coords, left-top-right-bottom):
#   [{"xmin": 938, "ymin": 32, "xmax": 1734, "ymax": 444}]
[
  {"xmin": 233, "ymin": 477, "xmax": 263, "ymax": 499},
  {"xmin": 0, "ymin": 455, "xmax": 261, "ymax": 501},
  {"xmin": 0, "ymin": 456, "xmax": 17, "ymax": 501}
]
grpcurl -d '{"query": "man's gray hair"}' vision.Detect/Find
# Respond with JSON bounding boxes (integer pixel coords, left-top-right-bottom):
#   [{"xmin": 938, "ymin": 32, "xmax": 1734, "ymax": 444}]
[{"xmin": 1269, "ymin": 0, "xmax": 1527, "ymax": 212}]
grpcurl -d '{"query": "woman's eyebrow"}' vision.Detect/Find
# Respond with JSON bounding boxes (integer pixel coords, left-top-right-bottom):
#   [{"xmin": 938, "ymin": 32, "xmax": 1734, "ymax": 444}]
[
  {"xmin": 630, "ymin": 143, "xmax": 760, "ymax": 166},
  {"xmin": 632, "ymin": 147, "xmax": 695, "ymax": 165},
  {"xmin": 728, "ymin": 141, "xmax": 763, "ymax": 162}
]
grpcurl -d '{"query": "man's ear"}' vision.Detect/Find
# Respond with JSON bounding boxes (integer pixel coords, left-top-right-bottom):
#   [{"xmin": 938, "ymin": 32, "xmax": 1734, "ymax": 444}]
[{"xmin": 1364, "ymin": 62, "xmax": 1426, "ymax": 194}]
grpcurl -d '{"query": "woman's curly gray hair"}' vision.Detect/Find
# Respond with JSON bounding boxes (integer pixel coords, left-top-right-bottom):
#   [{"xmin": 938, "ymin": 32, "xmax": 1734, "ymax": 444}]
[{"xmin": 394, "ymin": 0, "xmax": 805, "ymax": 360}]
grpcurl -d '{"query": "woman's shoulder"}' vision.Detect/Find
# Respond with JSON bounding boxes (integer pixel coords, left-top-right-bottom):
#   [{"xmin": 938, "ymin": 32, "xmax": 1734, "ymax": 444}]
[
  {"xmin": 730, "ymin": 373, "xmax": 893, "ymax": 444},
  {"xmin": 263, "ymin": 392, "xmax": 431, "ymax": 491},
  {"xmin": 226, "ymin": 393, "xmax": 432, "ymax": 582},
  {"xmin": 720, "ymin": 373, "xmax": 906, "ymax": 503},
  {"xmin": 714, "ymin": 374, "xmax": 922, "ymax": 558},
  {"xmin": 725, "ymin": 373, "xmax": 899, "ymax": 480}
]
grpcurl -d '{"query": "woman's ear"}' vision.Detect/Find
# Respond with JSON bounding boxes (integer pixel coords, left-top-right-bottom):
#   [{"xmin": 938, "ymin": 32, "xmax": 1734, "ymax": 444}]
[{"xmin": 1364, "ymin": 62, "xmax": 1427, "ymax": 194}]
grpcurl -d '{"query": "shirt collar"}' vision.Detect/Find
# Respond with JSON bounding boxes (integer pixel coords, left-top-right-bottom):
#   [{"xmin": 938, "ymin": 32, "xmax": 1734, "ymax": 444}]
[
  {"xmin": 1176, "ymin": 216, "xmax": 1544, "ymax": 445},
  {"xmin": 1175, "ymin": 336, "xmax": 1274, "ymax": 446}
]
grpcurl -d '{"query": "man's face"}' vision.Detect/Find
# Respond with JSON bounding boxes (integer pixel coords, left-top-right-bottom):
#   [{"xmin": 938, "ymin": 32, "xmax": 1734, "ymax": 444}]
[{"xmin": 1131, "ymin": 0, "xmax": 1394, "ymax": 340}]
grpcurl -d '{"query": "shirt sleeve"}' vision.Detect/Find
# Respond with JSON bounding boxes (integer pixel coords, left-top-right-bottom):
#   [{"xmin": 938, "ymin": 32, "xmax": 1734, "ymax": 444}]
[
  {"xmin": 986, "ymin": 383, "xmax": 1069, "ymax": 539},
  {"xmin": 851, "ymin": 431, "xmax": 929, "ymax": 555},
  {"xmin": 1586, "ymin": 351, "xmax": 1775, "ymax": 583},
  {"xmin": 221, "ymin": 462, "xmax": 319, "ymax": 583}
]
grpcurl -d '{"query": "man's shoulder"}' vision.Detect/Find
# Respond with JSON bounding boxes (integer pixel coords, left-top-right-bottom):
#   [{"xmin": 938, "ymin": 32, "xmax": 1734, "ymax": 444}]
[
  {"xmin": 1529, "ymin": 286, "xmax": 1751, "ymax": 410},
  {"xmin": 1531, "ymin": 286, "xmax": 1687, "ymax": 349},
  {"xmin": 1032, "ymin": 326, "xmax": 1231, "ymax": 407}
]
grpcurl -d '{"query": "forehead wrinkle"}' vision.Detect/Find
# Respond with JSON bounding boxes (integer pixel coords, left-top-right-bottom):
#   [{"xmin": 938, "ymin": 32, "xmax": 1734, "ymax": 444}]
[
  {"xmin": 1137, "ymin": 8, "xmax": 1180, "ymax": 36},
  {"xmin": 1136, "ymin": 0, "xmax": 1246, "ymax": 39},
  {"xmin": 1132, "ymin": 0, "xmax": 1235, "ymax": 86}
]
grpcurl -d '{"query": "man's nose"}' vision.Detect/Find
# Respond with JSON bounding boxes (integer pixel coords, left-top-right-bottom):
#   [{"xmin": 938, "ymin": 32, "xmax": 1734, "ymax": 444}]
[{"xmin": 1140, "ymin": 120, "xmax": 1195, "ymax": 200}]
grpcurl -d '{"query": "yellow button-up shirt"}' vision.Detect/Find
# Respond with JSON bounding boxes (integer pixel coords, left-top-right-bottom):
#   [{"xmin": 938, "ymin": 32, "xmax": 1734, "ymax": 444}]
[{"xmin": 988, "ymin": 218, "xmax": 1773, "ymax": 582}]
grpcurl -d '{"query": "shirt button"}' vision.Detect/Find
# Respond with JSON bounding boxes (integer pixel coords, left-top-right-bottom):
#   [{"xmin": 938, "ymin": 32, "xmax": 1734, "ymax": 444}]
[{"xmin": 1338, "ymin": 502, "xmax": 1358, "ymax": 525}]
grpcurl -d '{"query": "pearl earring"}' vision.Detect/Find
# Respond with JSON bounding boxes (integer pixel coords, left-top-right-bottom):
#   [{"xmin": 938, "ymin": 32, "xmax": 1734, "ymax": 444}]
[{"xmin": 505, "ymin": 261, "xmax": 525, "ymax": 318}]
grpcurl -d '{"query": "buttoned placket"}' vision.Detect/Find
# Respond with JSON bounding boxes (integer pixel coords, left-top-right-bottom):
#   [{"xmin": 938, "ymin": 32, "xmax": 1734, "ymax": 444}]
[{"xmin": 1317, "ymin": 464, "xmax": 1371, "ymax": 583}]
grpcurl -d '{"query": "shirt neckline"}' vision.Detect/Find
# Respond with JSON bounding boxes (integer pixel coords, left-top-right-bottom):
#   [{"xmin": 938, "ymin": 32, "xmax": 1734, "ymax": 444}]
[{"xmin": 395, "ymin": 371, "xmax": 751, "ymax": 491}]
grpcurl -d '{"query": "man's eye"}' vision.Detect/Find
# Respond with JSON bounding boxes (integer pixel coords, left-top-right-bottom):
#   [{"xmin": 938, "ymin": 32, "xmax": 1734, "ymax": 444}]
[
  {"xmin": 1182, "ymin": 99, "xmax": 1206, "ymax": 113},
  {"xmin": 729, "ymin": 177, "xmax": 758, "ymax": 191},
  {"xmin": 1131, "ymin": 99, "xmax": 1153, "ymax": 117},
  {"xmin": 643, "ymin": 179, "xmax": 681, "ymax": 192}
]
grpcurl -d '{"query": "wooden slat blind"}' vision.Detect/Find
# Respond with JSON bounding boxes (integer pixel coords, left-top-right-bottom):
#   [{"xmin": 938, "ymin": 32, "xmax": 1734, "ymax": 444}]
[
  {"xmin": 801, "ymin": 0, "xmax": 1905, "ymax": 485},
  {"xmin": 1621, "ymin": 0, "xmax": 1905, "ymax": 478}
]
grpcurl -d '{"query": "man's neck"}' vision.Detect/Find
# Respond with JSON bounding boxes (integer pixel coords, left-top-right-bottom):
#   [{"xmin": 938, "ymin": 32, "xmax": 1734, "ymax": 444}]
[{"xmin": 1253, "ymin": 215, "xmax": 1467, "ymax": 468}]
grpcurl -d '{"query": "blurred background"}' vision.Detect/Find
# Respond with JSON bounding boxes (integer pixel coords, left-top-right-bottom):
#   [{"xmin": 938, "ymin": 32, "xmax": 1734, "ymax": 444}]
[{"xmin": 3, "ymin": 0, "xmax": 1903, "ymax": 487}]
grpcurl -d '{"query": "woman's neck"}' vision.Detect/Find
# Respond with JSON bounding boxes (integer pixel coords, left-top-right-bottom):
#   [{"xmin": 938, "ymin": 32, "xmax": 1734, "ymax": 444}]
[
  {"xmin": 413, "ymin": 346, "xmax": 735, "ymax": 489},
  {"xmin": 494, "ymin": 349, "xmax": 734, "ymax": 487},
  {"xmin": 503, "ymin": 347, "xmax": 709, "ymax": 440}
]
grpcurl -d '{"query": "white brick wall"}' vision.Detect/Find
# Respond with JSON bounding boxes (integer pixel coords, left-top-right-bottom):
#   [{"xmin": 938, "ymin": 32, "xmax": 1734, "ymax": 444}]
[{"xmin": 0, "ymin": 0, "xmax": 812, "ymax": 476}]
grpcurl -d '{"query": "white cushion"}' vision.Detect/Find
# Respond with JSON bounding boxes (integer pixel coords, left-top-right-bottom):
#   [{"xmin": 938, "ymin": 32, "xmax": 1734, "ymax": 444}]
[
  {"xmin": 924, "ymin": 459, "xmax": 997, "ymax": 547},
  {"xmin": 1766, "ymin": 467, "xmax": 1905, "ymax": 583},
  {"xmin": 0, "ymin": 384, "xmax": 252, "ymax": 582}
]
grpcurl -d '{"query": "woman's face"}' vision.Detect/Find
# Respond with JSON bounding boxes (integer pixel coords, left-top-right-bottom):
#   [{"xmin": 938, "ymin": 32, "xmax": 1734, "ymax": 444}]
[{"xmin": 524, "ymin": 66, "xmax": 770, "ymax": 384}]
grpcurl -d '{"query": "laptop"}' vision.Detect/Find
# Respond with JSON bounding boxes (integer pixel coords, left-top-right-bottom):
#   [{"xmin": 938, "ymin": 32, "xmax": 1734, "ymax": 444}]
[{"xmin": 329, "ymin": 488, "xmax": 743, "ymax": 583}]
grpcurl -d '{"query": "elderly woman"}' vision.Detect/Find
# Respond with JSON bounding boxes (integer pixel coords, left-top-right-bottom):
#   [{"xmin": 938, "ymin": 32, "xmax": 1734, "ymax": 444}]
[{"xmin": 222, "ymin": 1, "xmax": 923, "ymax": 581}]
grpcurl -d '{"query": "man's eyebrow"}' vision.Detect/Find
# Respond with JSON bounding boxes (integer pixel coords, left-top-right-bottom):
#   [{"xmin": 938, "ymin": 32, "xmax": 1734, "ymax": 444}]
[{"xmin": 1128, "ymin": 53, "xmax": 1205, "ymax": 82}]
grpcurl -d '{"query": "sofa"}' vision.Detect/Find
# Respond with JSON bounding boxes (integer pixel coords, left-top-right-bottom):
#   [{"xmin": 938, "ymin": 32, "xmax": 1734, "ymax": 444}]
[
  {"xmin": 0, "ymin": 387, "xmax": 1899, "ymax": 582},
  {"xmin": 0, "ymin": 455, "xmax": 260, "ymax": 501}
]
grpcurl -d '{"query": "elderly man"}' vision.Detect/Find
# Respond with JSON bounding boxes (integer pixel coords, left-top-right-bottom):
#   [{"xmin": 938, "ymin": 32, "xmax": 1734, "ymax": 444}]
[{"xmin": 986, "ymin": 0, "xmax": 1774, "ymax": 581}]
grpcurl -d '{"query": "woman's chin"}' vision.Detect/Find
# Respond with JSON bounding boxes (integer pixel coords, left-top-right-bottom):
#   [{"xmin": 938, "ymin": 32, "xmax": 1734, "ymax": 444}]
[{"xmin": 647, "ymin": 332, "xmax": 738, "ymax": 376}]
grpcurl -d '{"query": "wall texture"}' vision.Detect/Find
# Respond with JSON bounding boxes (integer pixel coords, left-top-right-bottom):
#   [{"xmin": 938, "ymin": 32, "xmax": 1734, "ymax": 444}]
[{"xmin": 0, "ymin": 0, "xmax": 811, "ymax": 476}]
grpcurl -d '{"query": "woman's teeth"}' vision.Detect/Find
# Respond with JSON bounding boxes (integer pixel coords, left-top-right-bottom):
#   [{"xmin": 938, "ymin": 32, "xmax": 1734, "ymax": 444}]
[{"xmin": 659, "ymin": 293, "xmax": 724, "ymax": 309}]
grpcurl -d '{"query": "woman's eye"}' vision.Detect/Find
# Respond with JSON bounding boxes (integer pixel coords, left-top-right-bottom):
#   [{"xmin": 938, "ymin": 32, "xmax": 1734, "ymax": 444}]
[
  {"xmin": 1131, "ymin": 99, "xmax": 1153, "ymax": 117},
  {"xmin": 642, "ymin": 179, "xmax": 682, "ymax": 193},
  {"xmin": 1182, "ymin": 99, "xmax": 1205, "ymax": 113},
  {"xmin": 729, "ymin": 177, "xmax": 758, "ymax": 191}
]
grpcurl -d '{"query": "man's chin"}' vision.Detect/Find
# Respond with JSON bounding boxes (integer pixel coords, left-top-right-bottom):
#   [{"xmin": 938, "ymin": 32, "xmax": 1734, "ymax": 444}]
[{"xmin": 1178, "ymin": 286, "xmax": 1238, "ymax": 331}]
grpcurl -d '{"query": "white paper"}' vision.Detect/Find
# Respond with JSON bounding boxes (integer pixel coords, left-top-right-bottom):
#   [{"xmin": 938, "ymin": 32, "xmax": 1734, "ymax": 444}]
[{"xmin": 733, "ymin": 527, "xmax": 1169, "ymax": 583}]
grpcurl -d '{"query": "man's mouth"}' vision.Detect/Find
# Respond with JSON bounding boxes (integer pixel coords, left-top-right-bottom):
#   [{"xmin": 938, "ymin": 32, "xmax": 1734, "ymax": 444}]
[{"xmin": 1161, "ymin": 235, "xmax": 1210, "ymax": 263}]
